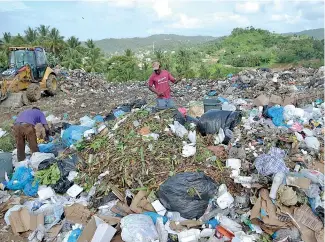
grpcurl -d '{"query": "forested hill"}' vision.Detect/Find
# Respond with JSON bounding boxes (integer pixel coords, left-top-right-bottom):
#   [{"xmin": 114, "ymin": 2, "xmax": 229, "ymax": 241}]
[
  {"xmin": 283, "ymin": 28, "xmax": 324, "ymax": 40},
  {"xmin": 94, "ymin": 34, "xmax": 217, "ymax": 54},
  {"xmin": 199, "ymin": 27, "xmax": 324, "ymax": 67}
]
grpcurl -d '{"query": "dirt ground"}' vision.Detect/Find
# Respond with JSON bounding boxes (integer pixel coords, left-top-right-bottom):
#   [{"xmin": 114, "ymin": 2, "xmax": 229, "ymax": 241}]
[{"xmin": 0, "ymin": 218, "xmax": 27, "ymax": 242}]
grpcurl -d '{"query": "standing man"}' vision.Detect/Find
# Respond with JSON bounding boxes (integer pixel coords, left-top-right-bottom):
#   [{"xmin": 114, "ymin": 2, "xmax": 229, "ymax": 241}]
[
  {"xmin": 148, "ymin": 62, "xmax": 178, "ymax": 109},
  {"xmin": 13, "ymin": 107, "xmax": 49, "ymax": 161}
]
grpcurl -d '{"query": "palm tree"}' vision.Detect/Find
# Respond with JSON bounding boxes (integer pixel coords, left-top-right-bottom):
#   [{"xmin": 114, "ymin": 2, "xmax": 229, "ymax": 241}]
[
  {"xmin": 84, "ymin": 48, "xmax": 104, "ymax": 72},
  {"xmin": 3, "ymin": 32, "xmax": 11, "ymax": 43},
  {"xmin": 61, "ymin": 48, "xmax": 82, "ymax": 70},
  {"xmin": 154, "ymin": 49, "xmax": 163, "ymax": 63},
  {"xmin": 37, "ymin": 25, "xmax": 50, "ymax": 38},
  {"xmin": 11, "ymin": 34, "xmax": 26, "ymax": 46},
  {"xmin": 85, "ymin": 39, "xmax": 95, "ymax": 49},
  {"xmin": 124, "ymin": 49, "xmax": 133, "ymax": 57},
  {"xmin": 48, "ymin": 28, "xmax": 64, "ymax": 54},
  {"xmin": 67, "ymin": 36, "xmax": 81, "ymax": 49},
  {"xmin": 24, "ymin": 27, "xmax": 38, "ymax": 44}
]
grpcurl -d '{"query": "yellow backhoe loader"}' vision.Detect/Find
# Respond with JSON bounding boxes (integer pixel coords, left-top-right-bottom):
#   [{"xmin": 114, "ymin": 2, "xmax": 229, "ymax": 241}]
[{"xmin": 0, "ymin": 47, "xmax": 58, "ymax": 107}]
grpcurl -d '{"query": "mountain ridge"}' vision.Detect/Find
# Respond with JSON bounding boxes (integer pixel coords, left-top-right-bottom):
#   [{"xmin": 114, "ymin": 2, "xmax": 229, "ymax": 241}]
[{"xmin": 94, "ymin": 28, "xmax": 324, "ymax": 54}]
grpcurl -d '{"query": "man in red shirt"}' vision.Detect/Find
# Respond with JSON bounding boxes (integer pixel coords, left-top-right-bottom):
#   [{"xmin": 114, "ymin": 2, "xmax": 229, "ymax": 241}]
[{"xmin": 148, "ymin": 62, "xmax": 178, "ymax": 109}]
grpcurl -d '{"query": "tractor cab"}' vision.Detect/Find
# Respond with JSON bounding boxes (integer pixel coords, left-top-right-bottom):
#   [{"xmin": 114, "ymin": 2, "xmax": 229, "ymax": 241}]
[
  {"xmin": 0, "ymin": 46, "xmax": 57, "ymax": 104},
  {"xmin": 7, "ymin": 47, "xmax": 48, "ymax": 81}
]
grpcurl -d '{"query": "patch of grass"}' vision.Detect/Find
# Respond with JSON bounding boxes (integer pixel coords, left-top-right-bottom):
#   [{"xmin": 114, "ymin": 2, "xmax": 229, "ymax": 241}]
[{"xmin": 0, "ymin": 120, "xmax": 15, "ymax": 152}]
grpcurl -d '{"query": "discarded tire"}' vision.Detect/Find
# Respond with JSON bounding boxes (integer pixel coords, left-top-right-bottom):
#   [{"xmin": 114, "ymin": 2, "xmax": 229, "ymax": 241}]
[
  {"xmin": 45, "ymin": 74, "xmax": 57, "ymax": 96},
  {"xmin": 26, "ymin": 84, "xmax": 41, "ymax": 102}
]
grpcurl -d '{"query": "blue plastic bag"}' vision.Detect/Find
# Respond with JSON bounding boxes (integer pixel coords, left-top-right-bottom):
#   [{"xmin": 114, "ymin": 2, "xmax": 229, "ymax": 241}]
[
  {"xmin": 6, "ymin": 167, "xmax": 39, "ymax": 197},
  {"xmin": 23, "ymin": 180, "xmax": 39, "ymax": 197},
  {"xmin": 62, "ymin": 125, "xmax": 90, "ymax": 147},
  {"xmin": 143, "ymin": 212, "xmax": 168, "ymax": 224},
  {"xmin": 7, "ymin": 167, "xmax": 33, "ymax": 190},
  {"xmin": 67, "ymin": 228, "xmax": 82, "ymax": 242},
  {"xmin": 94, "ymin": 115, "xmax": 104, "ymax": 122},
  {"xmin": 266, "ymin": 106, "xmax": 286, "ymax": 127},
  {"xmin": 113, "ymin": 109, "xmax": 125, "ymax": 118},
  {"xmin": 38, "ymin": 142, "xmax": 55, "ymax": 153}
]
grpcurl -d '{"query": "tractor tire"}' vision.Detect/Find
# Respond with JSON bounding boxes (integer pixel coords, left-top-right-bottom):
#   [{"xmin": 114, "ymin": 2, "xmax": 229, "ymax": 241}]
[
  {"xmin": 26, "ymin": 84, "xmax": 41, "ymax": 102},
  {"xmin": 22, "ymin": 92, "xmax": 30, "ymax": 106},
  {"xmin": 45, "ymin": 74, "xmax": 57, "ymax": 96}
]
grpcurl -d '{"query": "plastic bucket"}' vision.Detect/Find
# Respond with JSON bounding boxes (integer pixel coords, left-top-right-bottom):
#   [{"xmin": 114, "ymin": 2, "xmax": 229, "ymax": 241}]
[{"xmin": 203, "ymin": 99, "xmax": 222, "ymax": 113}]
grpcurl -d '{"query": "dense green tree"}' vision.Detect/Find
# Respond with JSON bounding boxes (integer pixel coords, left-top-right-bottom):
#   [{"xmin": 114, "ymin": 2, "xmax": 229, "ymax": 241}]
[
  {"xmin": 61, "ymin": 48, "xmax": 82, "ymax": 69},
  {"xmin": 67, "ymin": 36, "xmax": 81, "ymax": 49},
  {"xmin": 3, "ymin": 32, "xmax": 12, "ymax": 44},
  {"xmin": 48, "ymin": 28, "xmax": 64, "ymax": 54},
  {"xmin": 84, "ymin": 48, "xmax": 104, "ymax": 72},
  {"xmin": 85, "ymin": 39, "xmax": 95, "ymax": 49},
  {"xmin": 24, "ymin": 27, "xmax": 38, "ymax": 44},
  {"xmin": 37, "ymin": 25, "xmax": 50, "ymax": 38},
  {"xmin": 124, "ymin": 49, "xmax": 133, "ymax": 57}
]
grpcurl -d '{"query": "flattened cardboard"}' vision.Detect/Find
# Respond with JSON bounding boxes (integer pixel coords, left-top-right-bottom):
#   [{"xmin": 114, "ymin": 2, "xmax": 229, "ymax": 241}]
[
  {"xmin": 250, "ymin": 189, "xmax": 291, "ymax": 234},
  {"xmin": 294, "ymin": 204, "xmax": 323, "ymax": 232},
  {"xmin": 64, "ymin": 204, "xmax": 91, "ymax": 225},
  {"xmin": 283, "ymin": 95, "xmax": 296, "ymax": 106},
  {"xmin": 9, "ymin": 208, "xmax": 44, "ymax": 234},
  {"xmin": 269, "ymin": 94, "xmax": 283, "ymax": 106},
  {"xmin": 286, "ymin": 176, "xmax": 311, "ymax": 189},
  {"xmin": 254, "ymin": 94, "xmax": 269, "ymax": 106}
]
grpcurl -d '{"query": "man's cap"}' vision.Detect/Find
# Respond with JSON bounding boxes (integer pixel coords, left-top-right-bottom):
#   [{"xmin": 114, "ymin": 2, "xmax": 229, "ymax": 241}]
[{"xmin": 153, "ymin": 62, "xmax": 160, "ymax": 70}]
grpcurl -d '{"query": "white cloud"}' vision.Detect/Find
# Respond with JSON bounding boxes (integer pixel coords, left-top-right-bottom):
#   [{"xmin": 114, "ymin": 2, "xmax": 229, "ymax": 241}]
[
  {"xmin": 235, "ymin": 1, "xmax": 260, "ymax": 14},
  {"xmin": 213, "ymin": 12, "xmax": 250, "ymax": 26},
  {"xmin": 169, "ymin": 13, "xmax": 201, "ymax": 29},
  {"xmin": 271, "ymin": 10, "xmax": 302, "ymax": 24},
  {"xmin": 152, "ymin": 0, "xmax": 172, "ymax": 18}
]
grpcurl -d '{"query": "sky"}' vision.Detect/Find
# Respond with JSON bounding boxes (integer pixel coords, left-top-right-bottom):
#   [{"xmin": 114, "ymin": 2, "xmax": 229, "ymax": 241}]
[{"xmin": 0, "ymin": 0, "xmax": 324, "ymax": 41}]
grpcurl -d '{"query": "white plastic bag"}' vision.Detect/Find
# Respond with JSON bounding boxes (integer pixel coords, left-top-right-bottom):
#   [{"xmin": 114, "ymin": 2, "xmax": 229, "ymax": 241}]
[
  {"xmin": 30, "ymin": 152, "xmax": 55, "ymax": 170},
  {"xmin": 169, "ymin": 121, "xmax": 188, "ymax": 138},
  {"xmin": 222, "ymin": 102, "xmax": 236, "ymax": 111},
  {"xmin": 219, "ymin": 215, "xmax": 242, "ymax": 233},
  {"xmin": 305, "ymin": 136, "xmax": 320, "ymax": 150},
  {"xmin": 182, "ymin": 142, "xmax": 196, "ymax": 158},
  {"xmin": 121, "ymin": 214, "xmax": 158, "ymax": 242}
]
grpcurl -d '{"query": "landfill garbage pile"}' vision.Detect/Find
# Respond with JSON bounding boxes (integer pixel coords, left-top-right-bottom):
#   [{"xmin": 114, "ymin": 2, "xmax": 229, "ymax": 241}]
[
  {"xmin": 57, "ymin": 68, "xmax": 110, "ymax": 93},
  {"xmin": 0, "ymin": 66, "xmax": 324, "ymax": 242}
]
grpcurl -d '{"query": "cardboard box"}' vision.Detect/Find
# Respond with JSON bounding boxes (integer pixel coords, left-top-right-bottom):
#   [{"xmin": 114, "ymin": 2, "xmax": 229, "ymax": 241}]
[
  {"xmin": 64, "ymin": 204, "xmax": 91, "ymax": 225},
  {"xmin": 269, "ymin": 94, "xmax": 283, "ymax": 106},
  {"xmin": 9, "ymin": 208, "xmax": 44, "ymax": 234},
  {"xmin": 254, "ymin": 94, "xmax": 269, "ymax": 106},
  {"xmin": 78, "ymin": 216, "xmax": 116, "ymax": 242}
]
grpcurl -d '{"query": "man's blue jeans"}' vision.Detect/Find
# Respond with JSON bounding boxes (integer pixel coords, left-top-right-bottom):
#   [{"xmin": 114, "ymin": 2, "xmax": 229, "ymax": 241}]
[{"xmin": 156, "ymin": 98, "xmax": 175, "ymax": 110}]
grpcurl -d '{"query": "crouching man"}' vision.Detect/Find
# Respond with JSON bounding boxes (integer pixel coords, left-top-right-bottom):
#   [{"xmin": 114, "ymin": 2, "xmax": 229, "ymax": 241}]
[{"xmin": 13, "ymin": 107, "xmax": 49, "ymax": 161}]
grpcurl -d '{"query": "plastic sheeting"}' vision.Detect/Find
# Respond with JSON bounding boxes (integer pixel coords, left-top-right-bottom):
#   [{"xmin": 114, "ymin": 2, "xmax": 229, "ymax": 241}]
[
  {"xmin": 62, "ymin": 125, "xmax": 91, "ymax": 147},
  {"xmin": 121, "ymin": 214, "xmax": 158, "ymax": 242}
]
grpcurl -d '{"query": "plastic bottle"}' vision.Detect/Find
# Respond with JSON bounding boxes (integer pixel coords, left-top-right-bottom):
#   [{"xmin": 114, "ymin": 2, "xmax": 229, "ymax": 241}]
[{"xmin": 269, "ymin": 172, "xmax": 286, "ymax": 199}]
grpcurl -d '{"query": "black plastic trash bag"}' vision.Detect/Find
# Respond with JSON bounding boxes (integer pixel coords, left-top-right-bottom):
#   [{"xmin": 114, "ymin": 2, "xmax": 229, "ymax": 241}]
[
  {"xmin": 157, "ymin": 172, "xmax": 218, "ymax": 219},
  {"xmin": 51, "ymin": 177, "xmax": 73, "ymax": 194},
  {"xmin": 132, "ymin": 99, "xmax": 147, "ymax": 109},
  {"xmin": 57, "ymin": 154, "xmax": 79, "ymax": 177},
  {"xmin": 197, "ymin": 110, "xmax": 242, "ymax": 136},
  {"xmin": 38, "ymin": 158, "xmax": 57, "ymax": 170}
]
